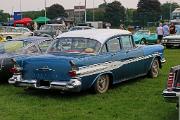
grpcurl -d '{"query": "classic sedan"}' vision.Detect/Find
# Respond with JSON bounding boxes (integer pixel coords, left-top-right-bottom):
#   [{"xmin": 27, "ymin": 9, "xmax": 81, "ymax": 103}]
[
  {"xmin": 9, "ymin": 29, "xmax": 165, "ymax": 93},
  {"xmin": 162, "ymin": 25, "xmax": 180, "ymax": 48},
  {"xmin": 162, "ymin": 65, "xmax": 180, "ymax": 104},
  {"xmin": 0, "ymin": 36, "xmax": 53, "ymax": 81},
  {"xmin": 0, "ymin": 26, "xmax": 33, "ymax": 40},
  {"xmin": 133, "ymin": 30, "xmax": 158, "ymax": 44}
]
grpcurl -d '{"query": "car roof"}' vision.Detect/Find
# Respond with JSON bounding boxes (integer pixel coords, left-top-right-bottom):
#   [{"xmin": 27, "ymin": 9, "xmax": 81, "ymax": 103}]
[{"xmin": 57, "ymin": 29, "xmax": 131, "ymax": 44}]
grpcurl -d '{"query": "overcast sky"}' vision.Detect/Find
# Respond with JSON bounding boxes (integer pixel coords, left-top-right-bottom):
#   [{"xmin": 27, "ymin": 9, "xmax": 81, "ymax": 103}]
[{"xmin": 0, "ymin": 0, "xmax": 179, "ymax": 14}]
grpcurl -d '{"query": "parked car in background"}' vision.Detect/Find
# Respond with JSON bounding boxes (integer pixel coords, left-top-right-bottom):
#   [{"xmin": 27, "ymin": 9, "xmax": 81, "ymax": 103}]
[
  {"xmin": 0, "ymin": 35, "xmax": 6, "ymax": 42},
  {"xmin": 162, "ymin": 65, "xmax": 180, "ymax": 104},
  {"xmin": 162, "ymin": 25, "xmax": 180, "ymax": 48},
  {"xmin": 34, "ymin": 24, "xmax": 67, "ymax": 37},
  {"xmin": 0, "ymin": 36, "xmax": 53, "ymax": 81},
  {"xmin": 68, "ymin": 26, "xmax": 94, "ymax": 31},
  {"xmin": 9, "ymin": 29, "xmax": 165, "ymax": 93},
  {"xmin": 0, "ymin": 26, "xmax": 33, "ymax": 40},
  {"xmin": 133, "ymin": 30, "xmax": 158, "ymax": 44}
]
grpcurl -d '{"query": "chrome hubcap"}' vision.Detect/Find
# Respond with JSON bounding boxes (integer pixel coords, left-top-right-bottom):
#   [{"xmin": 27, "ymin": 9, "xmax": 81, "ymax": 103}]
[
  {"xmin": 152, "ymin": 60, "xmax": 159, "ymax": 77},
  {"xmin": 97, "ymin": 75, "xmax": 108, "ymax": 92}
]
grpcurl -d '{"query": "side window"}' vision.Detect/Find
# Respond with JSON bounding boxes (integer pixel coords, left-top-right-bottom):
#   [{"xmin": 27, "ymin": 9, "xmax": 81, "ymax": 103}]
[
  {"xmin": 24, "ymin": 45, "xmax": 39, "ymax": 54},
  {"xmin": 121, "ymin": 36, "xmax": 133, "ymax": 49},
  {"xmin": 106, "ymin": 37, "xmax": 120, "ymax": 52},
  {"xmin": 38, "ymin": 40, "xmax": 52, "ymax": 53}
]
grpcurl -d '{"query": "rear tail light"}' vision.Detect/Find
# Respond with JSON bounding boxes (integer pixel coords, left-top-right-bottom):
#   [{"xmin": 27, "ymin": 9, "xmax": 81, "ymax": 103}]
[
  {"xmin": 9, "ymin": 67, "xmax": 22, "ymax": 74},
  {"xmin": 177, "ymin": 83, "xmax": 180, "ymax": 87},
  {"xmin": 69, "ymin": 70, "xmax": 77, "ymax": 77},
  {"xmin": 69, "ymin": 60, "xmax": 79, "ymax": 77},
  {"xmin": 167, "ymin": 72, "xmax": 175, "ymax": 91}
]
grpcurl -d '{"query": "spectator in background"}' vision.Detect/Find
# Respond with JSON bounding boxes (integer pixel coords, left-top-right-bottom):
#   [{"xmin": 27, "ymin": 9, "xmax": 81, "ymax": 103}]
[
  {"xmin": 163, "ymin": 22, "xmax": 169, "ymax": 37},
  {"xmin": 169, "ymin": 23, "xmax": 176, "ymax": 35},
  {"xmin": 156, "ymin": 23, "xmax": 163, "ymax": 44}
]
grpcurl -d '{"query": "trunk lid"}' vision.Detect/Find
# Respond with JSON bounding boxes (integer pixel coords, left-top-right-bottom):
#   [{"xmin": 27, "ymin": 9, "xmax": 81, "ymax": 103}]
[{"xmin": 21, "ymin": 54, "xmax": 80, "ymax": 81}]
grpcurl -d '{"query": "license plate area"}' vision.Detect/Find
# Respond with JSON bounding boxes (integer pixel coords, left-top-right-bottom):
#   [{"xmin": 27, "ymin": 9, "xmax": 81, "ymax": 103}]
[{"xmin": 37, "ymin": 80, "xmax": 50, "ymax": 87}]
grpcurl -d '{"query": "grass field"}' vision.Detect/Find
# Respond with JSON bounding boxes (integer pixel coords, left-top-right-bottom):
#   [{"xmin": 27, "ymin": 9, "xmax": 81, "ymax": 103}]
[{"xmin": 0, "ymin": 49, "xmax": 180, "ymax": 120}]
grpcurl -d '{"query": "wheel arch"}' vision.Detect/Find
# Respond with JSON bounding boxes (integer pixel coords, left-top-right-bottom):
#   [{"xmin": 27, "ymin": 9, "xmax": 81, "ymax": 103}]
[
  {"xmin": 148, "ymin": 56, "xmax": 161, "ymax": 73},
  {"xmin": 90, "ymin": 71, "xmax": 114, "ymax": 88},
  {"xmin": 6, "ymin": 36, "xmax": 12, "ymax": 40}
]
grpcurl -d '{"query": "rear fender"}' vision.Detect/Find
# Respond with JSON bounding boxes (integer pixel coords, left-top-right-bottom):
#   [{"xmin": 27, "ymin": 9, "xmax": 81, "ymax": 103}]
[{"xmin": 90, "ymin": 71, "xmax": 114, "ymax": 88}]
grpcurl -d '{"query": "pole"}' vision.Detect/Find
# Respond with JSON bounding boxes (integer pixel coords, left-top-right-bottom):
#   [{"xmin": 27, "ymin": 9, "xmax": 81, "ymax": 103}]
[
  {"xmin": 20, "ymin": 0, "xmax": 22, "ymax": 19},
  {"xmin": 170, "ymin": 0, "xmax": 172, "ymax": 20},
  {"xmin": 85, "ymin": 0, "xmax": 87, "ymax": 23},
  {"xmin": 93, "ymin": 0, "xmax": 95, "ymax": 21},
  {"xmin": 45, "ymin": 0, "xmax": 47, "ymax": 24}
]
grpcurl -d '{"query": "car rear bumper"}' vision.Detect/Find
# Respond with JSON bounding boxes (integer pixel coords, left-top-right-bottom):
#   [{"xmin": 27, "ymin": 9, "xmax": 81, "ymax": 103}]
[
  {"xmin": 8, "ymin": 75, "xmax": 82, "ymax": 92},
  {"xmin": 162, "ymin": 89, "xmax": 178, "ymax": 103},
  {"xmin": 161, "ymin": 58, "xmax": 166, "ymax": 63}
]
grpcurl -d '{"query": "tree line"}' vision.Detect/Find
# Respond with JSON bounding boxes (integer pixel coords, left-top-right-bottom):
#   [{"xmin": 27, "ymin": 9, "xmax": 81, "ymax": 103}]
[{"xmin": 0, "ymin": 0, "xmax": 179, "ymax": 27}]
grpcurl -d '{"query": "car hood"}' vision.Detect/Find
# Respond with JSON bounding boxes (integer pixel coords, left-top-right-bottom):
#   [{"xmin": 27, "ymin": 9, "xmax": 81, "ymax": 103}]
[
  {"xmin": 34, "ymin": 30, "xmax": 52, "ymax": 35},
  {"xmin": 35, "ymin": 30, "xmax": 51, "ymax": 32}
]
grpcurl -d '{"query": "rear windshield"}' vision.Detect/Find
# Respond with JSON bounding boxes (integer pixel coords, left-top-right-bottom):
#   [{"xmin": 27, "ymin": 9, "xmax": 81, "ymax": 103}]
[{"xmin": 47, "ymin": 37, "xmax": 101, "ymax": 54}]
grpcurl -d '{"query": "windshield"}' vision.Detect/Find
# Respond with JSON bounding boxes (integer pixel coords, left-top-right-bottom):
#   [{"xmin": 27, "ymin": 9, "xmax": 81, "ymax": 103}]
[
  {"xmin": 47, "ymin": 37, "xmax": 101, "ymax": 54},
  {"xmin": 0, "ymin": 41, "xmax": 31, "ymax": 54},
  {"xmin": 40, "ymin": 25, "xmax": 53, "ymax": 31}
]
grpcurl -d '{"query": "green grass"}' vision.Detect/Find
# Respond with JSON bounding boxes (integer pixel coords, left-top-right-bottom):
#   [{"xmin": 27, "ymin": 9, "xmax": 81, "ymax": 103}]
[{"xmin": 0, "ymin": 49, "xmax": 180, "ymax": 120}]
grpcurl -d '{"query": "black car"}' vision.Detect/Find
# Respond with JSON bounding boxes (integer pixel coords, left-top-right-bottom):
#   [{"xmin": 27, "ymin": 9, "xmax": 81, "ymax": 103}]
[
  {"xmin": 162, "ymin": 25, "xmax": 180, "ymax": 48},
  {"xmin": 34, "ymin": 24, "xmax": 67, "ymax": 37},
  {"xmin": 163, "ymin": 65, "xmax": 180, "ymax": 103},
  {"xmin": 0, "ymin": 36, "xmax": 53, "ymax": 81}
]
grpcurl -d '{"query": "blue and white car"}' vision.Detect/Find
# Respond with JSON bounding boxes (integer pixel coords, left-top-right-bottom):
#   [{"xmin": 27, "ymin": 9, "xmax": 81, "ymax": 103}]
[{"xmin": 9, "ymin": 29, "xmax": 166, "ymax": 93}]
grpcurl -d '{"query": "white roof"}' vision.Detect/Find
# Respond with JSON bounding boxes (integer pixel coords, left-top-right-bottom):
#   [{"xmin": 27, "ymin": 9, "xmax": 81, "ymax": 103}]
[
  {"xmin": 57, "ymin": 29, "xmax": 131, "ymax": 44},
  {"xmin": 173, "ymin": 8, "xmax": 180, "ymax": 13}
]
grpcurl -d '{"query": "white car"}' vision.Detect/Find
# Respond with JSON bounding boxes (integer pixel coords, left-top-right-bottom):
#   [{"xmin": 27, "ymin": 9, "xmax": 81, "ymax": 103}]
[
  {"xmin": 162, "ymin": 25, "xmax": 180, "ymax": 48},
  {"xmin": 0, "ymin": 26, "xmax": 33, "ymax": 40}
]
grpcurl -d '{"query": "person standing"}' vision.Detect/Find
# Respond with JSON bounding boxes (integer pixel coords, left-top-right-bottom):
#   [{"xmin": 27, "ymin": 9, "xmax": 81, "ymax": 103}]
[
  {"xmin": 169, "ymin": 23, "xmax": 176, "ymax": 35},
  {"xmin": 163, "ymin": 22, "xmax": 169, "ymax": 37},
  {"xmin": 156, "ymin": 23, "xmax": 163, "ymax": 44}
]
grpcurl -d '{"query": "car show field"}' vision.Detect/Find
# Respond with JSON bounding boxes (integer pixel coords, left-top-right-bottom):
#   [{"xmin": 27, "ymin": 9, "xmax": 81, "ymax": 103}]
[{"xmin": 0, "ymin": 48, "xmax": 179, "ymax": 120}]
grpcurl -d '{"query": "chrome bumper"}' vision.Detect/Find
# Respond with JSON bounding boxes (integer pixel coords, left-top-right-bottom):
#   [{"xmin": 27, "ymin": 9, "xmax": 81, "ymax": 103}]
[
  {"xmin": 8, "ymin": 75, "xmax": 82, "ymax": 92},
  {"xmin": 162, "ymin": 89, "xmax": 178, "ymax": 103},
  {"xmin": 161, "ymin": 58, "xmax": 166, "ymax": 63}
]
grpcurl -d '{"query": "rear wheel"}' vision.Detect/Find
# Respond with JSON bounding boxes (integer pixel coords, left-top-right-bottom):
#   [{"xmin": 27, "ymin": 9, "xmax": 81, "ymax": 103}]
[
  {"xmin": 149, "ymin": 58, "xmax": 159, "ymax": 78},
  {"xmin": 6, "ymin": 36, "xmax": 12, "ymax": 40},
  {"xmin": 93, "ymin": 74, "xmax": 110, "ymax": 94}
]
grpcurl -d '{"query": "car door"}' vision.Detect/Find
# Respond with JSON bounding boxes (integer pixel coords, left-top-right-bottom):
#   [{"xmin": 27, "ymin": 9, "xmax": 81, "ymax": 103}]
[
  {"xmin": 101, "ymin": 36, "xmax": 128, "ymax": 82},
  {"xmin": 120, "ymin": 35, "xmax": 145, "ymax": 79}
]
